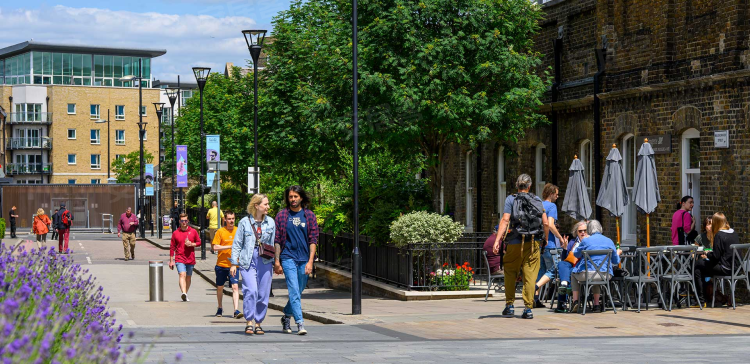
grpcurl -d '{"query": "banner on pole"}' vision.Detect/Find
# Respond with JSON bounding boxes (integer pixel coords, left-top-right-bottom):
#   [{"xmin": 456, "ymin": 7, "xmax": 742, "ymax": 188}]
[
  {"xmin": 176, "ymin": 145, "xmax": 188, "ymax": 188},
  {"xmin": 206, "ymin": 135, "xmax": 220, "ymax": 188},
  {"xmin": 145, "ymin": 164, "xmax": 154, "ymax": 196}
]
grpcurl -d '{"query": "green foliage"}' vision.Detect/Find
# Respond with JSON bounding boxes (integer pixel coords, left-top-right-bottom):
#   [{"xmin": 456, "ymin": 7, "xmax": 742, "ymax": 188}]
[
  {"xmin": 185, "ymin": 184, "xmax": 208, "ymax": 208},
  {"xmin": 111, "ymin": 150, "xmax": 155, "ymax": 183},
  {"xmin": 390, "ymin": 211, "xmax": 465, "ymax": 248},
  {"xmin": 431, "ymin": 262, "xmax": 474, "ymax": 291},
  {"xmin": 0, "ymin": 218, "xmax": 5, "ymax": 239},
  {"xmin": 217, "ymin": 182, "xmax": 250, "ymax": 214}
]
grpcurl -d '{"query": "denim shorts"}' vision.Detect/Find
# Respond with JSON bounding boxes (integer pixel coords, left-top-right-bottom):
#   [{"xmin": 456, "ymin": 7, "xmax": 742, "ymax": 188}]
[
  {"xmin": 215, "ymin": 265, "xmax": 239, "ymax": 286},
  {"xmin": 175, "ymin": 262, "xmax": 194, "ymax": 276}
]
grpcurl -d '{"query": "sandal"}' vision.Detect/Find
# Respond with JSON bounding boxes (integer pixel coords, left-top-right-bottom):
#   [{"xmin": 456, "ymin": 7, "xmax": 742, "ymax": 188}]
[
  {"xmin": 255, "ymin": 325, "xmax": 265, "ymax": 335},
  {"xmin": 244, "ymin": 325, "xmax": 254, "ymax": 335}
]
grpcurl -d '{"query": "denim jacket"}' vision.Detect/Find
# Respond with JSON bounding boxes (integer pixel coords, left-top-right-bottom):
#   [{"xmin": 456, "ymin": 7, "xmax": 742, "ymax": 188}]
[{"xmin": 231, "ymin": 215, "xmax": 276, "ymax": 269}]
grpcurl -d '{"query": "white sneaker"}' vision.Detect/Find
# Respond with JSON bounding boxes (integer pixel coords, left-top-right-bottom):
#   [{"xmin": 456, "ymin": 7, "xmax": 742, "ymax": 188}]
[
  {"xmin": 186, "ymin": 295, "xmax": 190, "ymax": 302},
  {"xmin": 181, "ymin": 293, "xmax": 187, "ymax": 302}
]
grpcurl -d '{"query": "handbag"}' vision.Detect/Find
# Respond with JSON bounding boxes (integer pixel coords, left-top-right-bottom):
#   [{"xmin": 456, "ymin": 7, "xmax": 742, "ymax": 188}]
[
  {"xmin": 252, "ymin": 219, "xmax": 275, "ymax": 260},
  {"xmin": 677, "ymin": 210, "xmax": 698, "ymax": 245}
]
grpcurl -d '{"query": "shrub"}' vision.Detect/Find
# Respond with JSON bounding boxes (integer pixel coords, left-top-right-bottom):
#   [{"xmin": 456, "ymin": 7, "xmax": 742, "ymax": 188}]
[
  {"xmin": 389, "ymin": 211, "xmax": 465, "ymax": 248},
  {"xmin": 0, "ymin": 218, "xmax": 5, "ymax": 239}
]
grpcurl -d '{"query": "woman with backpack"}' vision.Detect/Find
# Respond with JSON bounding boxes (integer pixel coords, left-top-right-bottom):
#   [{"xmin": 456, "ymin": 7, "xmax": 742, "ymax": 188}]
[
  {"xmin": 671, "ymin": 196, "xmax": 696, "ymax": 245},
  {"xmin": 32, "ymin": 208, "xmax": 52, "ymax": 249}
]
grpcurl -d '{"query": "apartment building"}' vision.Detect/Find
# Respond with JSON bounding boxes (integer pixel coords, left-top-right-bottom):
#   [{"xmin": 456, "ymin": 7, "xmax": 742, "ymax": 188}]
[{"xmin": 0, "ymin": 41, "xmax": 165, "ymax": 184}]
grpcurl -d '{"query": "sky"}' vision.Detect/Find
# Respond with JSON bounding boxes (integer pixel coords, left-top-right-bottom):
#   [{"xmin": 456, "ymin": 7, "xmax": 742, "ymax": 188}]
[{"xmin": 0, "ymin": 0, "xmax": 293, "ymax": 81}]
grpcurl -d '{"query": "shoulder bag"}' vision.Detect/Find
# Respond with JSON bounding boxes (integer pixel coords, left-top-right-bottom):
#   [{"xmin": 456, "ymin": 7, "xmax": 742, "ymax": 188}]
[{"xmin": 252, "ymin": 218, "xmax": 276, "ymax": 260}]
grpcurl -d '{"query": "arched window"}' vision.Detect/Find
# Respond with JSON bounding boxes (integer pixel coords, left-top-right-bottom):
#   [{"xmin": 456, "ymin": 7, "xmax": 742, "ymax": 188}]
[
  {"xmin": 621, "ymin": 134, "xmax": 637, "ymax": 244},
  {"xmin": 580, "ymin": 140, "xmax": 593, "ymax": 200},
  {"xmin": 465, "ymin": 151, "xmax": 474, "ymax": 232},
  {"xmin": 535, "ymin": 143, "xmax": 546, "ymax": 196},
  {"xmin": 497, "ymin": 146, "xmax": 506, "ymax": 213},
  {"xmin": 682, "ymin": 128, "xmax": 701, "ymax": 229}
]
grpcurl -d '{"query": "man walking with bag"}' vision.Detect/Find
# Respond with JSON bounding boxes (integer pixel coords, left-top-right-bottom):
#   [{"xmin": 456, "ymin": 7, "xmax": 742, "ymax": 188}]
[
  {"xmin": 493, "ymin": 174, "xmax": 548, "ymax": 319},
  {"xmin": 118, "ymin": 207, "xmax": 139, "ymax": 261},
  {"xmin": 55, "ymin": 203, "xmax": 73, "ymax": 253}
]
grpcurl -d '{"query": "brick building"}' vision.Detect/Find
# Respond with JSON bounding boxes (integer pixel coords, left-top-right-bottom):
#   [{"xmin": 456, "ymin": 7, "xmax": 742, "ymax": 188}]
[{"xmin": 444, "ymin": 0, "xmax": 750, "ymax": 246}]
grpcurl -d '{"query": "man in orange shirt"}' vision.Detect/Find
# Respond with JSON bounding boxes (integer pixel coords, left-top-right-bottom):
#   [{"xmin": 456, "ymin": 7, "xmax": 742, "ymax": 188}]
[{"xmin": 212, "ymin": 210, "xmax": 242, "ymax": 318}]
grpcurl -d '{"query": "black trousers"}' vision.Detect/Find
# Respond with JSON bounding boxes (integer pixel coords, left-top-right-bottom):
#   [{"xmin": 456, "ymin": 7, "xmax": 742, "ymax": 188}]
[
  {"xmin": 694, "ymin": 259, "xmax": 731, "ymax": 300},
  {"xmin": 10, "ymin": 223, "xmax": 16, "ymax": 238},
  {"xmin": 51, "ymin": 228, "xmax": 58, "ymax": 240}
]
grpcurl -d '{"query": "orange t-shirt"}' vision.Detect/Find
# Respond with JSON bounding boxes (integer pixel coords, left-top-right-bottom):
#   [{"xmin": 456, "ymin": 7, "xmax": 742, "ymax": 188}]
[{"xmin": 212, "ymin": 226, "xmax": 237, "ymax": 268}]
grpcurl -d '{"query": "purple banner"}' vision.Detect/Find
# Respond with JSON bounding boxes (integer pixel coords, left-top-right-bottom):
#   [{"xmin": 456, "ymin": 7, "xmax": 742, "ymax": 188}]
[{"xmin": 176, "ymin": 145, "xmax": 188, "ymax": 188}]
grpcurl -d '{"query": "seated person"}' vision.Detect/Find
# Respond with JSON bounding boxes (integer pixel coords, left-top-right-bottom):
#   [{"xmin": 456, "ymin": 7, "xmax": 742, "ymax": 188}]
[
  {"xmin": 483, "ymin": 225, "xmax": 502, "ymax": 274},
  {"xmin": 570, "ymin": 220, "xmax": 621, "ymax": 313},
  {"xmin": 694, "ymin": 212, "xmax": 737, "ymax": 305},
  {"xmin": 554, "ymin": 221, "xmax": 587, "ymax": 313}
]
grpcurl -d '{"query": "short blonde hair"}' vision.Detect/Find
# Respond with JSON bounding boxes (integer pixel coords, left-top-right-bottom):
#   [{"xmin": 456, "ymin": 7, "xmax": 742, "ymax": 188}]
[
  {"xmin": 37, "ymin": 208, "xmax": 44, "ymax": 216},
  {"xmin": 247, "ymin": 194, "xmax": 269, "ymax": 216}
]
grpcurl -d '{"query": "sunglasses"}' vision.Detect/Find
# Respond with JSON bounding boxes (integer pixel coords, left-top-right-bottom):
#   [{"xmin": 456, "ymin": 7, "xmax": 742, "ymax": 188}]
[
  {"xmin": 180, "ymin": 220, "xmax": 189, "ymax": 223},
  {"xmin": 577, "ymin": 229, "xmax": 587, "ymax": 233}
]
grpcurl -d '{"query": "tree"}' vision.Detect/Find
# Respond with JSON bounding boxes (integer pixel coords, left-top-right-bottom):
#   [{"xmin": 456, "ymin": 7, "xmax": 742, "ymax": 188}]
[
  {"xmin": 266, "ymin": 0, "xmax": 551, "ymax": 210},
  {"xmin": 112, "ymin": 150, "xmax": 155, "ymax": 183}
]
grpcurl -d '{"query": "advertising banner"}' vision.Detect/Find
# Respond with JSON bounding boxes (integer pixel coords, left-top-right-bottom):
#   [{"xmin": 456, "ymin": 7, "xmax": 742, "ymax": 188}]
[
  {"xmin": 176, "ymin": 145, "xmax": 188, "ymax": 188},
  {"xmin": 145, "ymin": 164, "xmax": 154, "ymax": 196},
  {"xmin": 206, "ymin": 135, "xmax": 220, "ymax": 188}
]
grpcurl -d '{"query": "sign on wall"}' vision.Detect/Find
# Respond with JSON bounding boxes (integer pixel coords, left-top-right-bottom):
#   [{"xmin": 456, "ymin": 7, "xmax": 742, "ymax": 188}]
[
  {"xmin": 714, "ymin": 130, "xmax": 729, "ymax": 149},
  {"xmin": 636, "ymin": 134, "xmax": 672, "ymax": 154}
]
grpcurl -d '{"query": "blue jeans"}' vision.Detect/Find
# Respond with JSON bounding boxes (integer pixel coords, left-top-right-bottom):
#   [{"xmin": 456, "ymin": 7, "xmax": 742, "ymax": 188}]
[
  {"xmin": 536, "ymin": 248, "xmax": 557, "ymax": 282},
  {"xmin": 175, "ymin": 263, "xmax": 194, "ymax": 276},
  {"xmin": 558, "ymin": 260, "xmax": 573, "ymax": 284},
  {"xmin": 281, "ymin": 259, "xmax": 309, "ymax": 324}
]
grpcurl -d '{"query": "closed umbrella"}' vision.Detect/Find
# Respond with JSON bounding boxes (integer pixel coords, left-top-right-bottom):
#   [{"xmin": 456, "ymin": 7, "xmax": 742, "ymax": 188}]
[
  {"xmin": 561, "ymin": 156, "xmax": 592, "ymax": 221},
  {"xmin": 632, "ymin": 139, "xmax": 661, "ymax": 247},
  {"xmin": 596, "ymin": 145, "xmax": 630, "ymax": 246}
]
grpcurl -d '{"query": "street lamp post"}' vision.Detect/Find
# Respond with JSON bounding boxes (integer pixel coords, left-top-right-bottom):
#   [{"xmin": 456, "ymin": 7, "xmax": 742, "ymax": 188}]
[
  {"xmin": 192, "ymin": 67, "xmax": 211, "ymax": 261},
  {"xmin": 242, "ymin": 30, "xmax": 267, "ymax": 195},
  {"xmin": 165, "ymin": 88, "xmax": 179, "ymax": 209},
  {"xmin": 94, "ymin": 109, "xmax": 111, "ymax": 180},
  {"xmin": 154, "ymin": 102, "xmax": 165, "ymax": 239},
  {"xmin": 119, "ymin": 58, "xmax": 146, "ymax": 238},
  {"xmin": 351, "ymin": 0, "xmax": 362, "ymax": 315}
]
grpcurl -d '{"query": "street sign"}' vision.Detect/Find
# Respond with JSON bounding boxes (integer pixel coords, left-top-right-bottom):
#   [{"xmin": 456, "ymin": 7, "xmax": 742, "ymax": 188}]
[
  {"xmin": 208, "ymin": 161, "xmax": 228, "ymax": 171},
  {"xmin": 248, "ymin": 167, "xmax": 260, "ymax": 194},
  {"xmin": 715, "ymin": 130, "xmax": 729, "ymax": 148}
]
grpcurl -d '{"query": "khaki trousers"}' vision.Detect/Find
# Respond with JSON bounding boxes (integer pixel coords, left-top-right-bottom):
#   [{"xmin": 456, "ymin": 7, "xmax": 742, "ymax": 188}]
[
  {"xmin": 503, "ymin": 237, "xmax": 541, "ymax": 308},
  {"xmin": 122, "ymin": 232, "xmax": 136, "ymax": 260}
]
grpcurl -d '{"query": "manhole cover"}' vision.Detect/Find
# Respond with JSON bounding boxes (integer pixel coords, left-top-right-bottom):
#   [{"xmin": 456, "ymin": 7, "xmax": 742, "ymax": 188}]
[
  {"xmin": 595, "ymin": 327, "xmax": 617, "ymax": 329},
  {"xmin": 657, "ymin": 323, "xmax": 683, "ymax": 327},
  {"xmin": 538, "ymin": 328, "xmax": 559, "ymax": 331}
]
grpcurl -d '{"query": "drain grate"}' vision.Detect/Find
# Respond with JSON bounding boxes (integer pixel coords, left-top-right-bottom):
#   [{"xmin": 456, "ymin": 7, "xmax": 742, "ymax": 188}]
[
  {"xmin": 595, "ymin": 327, "xmax": 617, "ymax": 329},
  {"xmin": 657, "ymin": 323, "xmax": 683, "ymax": 327},
  {"xmin": 538, "ymin": 328, "xmax": 560, "ymax": 331}
]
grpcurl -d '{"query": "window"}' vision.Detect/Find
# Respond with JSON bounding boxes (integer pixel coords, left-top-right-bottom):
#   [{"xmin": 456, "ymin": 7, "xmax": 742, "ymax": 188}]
[
  {"xmin": 67, "ymin": 129, "xmax": 76, "ymax": 140},
  {"xmin": 68, "ymin": 179, "xmax": 76, "ymax": 184},
  {"xmin": 67, "ymin": 103, "xmax": 76, "ymax": 114},
  {"xmin": 140, "ymin": 130, "xmax": 147, "ymax": 140},
  {"xmin": 580, "ymin": 140, "xmax": 593, "ymax": 199},
  {"xmin": 161, "ymin": 107, "xmax": 172, "ymax": 124},
  {"xmin": 535, "ymin": 143, "xmax": 546, "ymax": 196},
  {"xmin": 115, "ymin": 105, "xmax": 125, "ymax": 120},
  {"xmin": 140, "ymin": 106, "xmax": 147, "ymax": 116},
  {"xmin": 115, "ymin": 154, "xmax": 125, "ymax": 162},
  {"xmin": 498, "ymin": 146, "xmax": 507, "ymax": 214},
  {"xmin": 621, "ymin": 134, "xmax": 637, "ymax": 243},
  {"xmin": 68, "ymin": 154, "xmax": 76, "ymax": 164},
  {"xmin": 115, "ymin": 130, "xmax": 125, "ymax": 145},
  {"xmin": 90, "ymin": 104, "xmax": 100, "ymax": 119},
  {"xmin": 181, "ymin": 89, "xmax": 193, "ymax": 105},
  {"xmin": 91, "ymin": 179, "xmax": 101, "ymax": 184},
  {"xmin": 90, "ymin": 129, "xmax": 100, "ymax": 144},
  {"xmin": 91, "ymin": 154, "xmax": 101, "ymax": 169},
  {"xmin": 465, "ymin": 151, "xmax": 474, "ymax": 232},
  {"xmin": 682, "ymin": 129, "xmax": 701, "ymax": 232}
]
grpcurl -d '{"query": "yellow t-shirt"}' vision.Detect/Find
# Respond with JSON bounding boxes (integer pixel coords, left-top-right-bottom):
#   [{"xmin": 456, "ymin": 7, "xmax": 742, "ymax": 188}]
[
  {"xmin": 206, "ymin": 207, "xmax": 225, "ymax": 229},
  {"xmin": 212, "ymin": 226, "xmax": 237, "ymax": 268}
]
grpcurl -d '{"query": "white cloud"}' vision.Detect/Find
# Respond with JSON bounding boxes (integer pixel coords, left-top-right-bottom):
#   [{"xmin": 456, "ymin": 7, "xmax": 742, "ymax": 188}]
[{"xmin": 0, "ymin": 5, "xmax": 265, "ymax": 80}]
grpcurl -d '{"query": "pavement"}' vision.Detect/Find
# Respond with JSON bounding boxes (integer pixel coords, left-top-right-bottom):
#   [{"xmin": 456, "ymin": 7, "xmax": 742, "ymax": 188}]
[{"xmin": 13, "ymin": 232, "xmax": 750, "ymax": 363}]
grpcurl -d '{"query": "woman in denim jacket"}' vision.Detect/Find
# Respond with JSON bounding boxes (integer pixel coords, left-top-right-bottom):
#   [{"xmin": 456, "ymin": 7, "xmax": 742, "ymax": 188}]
[{"xmin": 231, "ymin": 194, "xmax": 276, "ymax": 335}]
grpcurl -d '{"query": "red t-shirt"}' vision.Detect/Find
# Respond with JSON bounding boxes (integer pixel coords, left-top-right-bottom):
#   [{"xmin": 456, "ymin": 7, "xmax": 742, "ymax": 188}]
[{"xmin": 170, "ymin": 227, "xmax": 200, "ymax": 265}]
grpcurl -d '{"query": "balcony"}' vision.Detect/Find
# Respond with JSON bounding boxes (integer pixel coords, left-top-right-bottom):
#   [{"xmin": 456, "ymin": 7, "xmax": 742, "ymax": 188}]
[
  {"xmin": 5, "ymin": 163, "xmax": 52, "ymax": 175},
  {"xmin": 6, "ymin": 137, "xmax": 52, "ymax": 150},
  {"xmin": 7, "ymin": 112, "xmax": 53, "ymax": 125}
]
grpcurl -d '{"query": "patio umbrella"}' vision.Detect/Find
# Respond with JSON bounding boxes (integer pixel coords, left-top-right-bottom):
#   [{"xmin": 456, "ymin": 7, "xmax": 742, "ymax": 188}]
[
  {"xmin": 561, "ymin": 155, "xmax": 592, "ymax": 221},
  {"xmin": 596, "ymin": 145, "xmax": 630, "ymax": 246},
  {"xmin": 632, "ymin": 139, "xmax": 661, "ymax": 247}
]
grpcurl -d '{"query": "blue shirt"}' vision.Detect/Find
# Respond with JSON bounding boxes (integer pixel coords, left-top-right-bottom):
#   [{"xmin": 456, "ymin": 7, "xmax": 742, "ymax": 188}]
[
  {"xmin": 572, "ymin": 233, "xmax": 620, "ymax": 275},
  {"xmin": 280, "ymin": 209, "xmax": 309, "ymax": 262},
  {"xmin": 542, "ymin": 201, "xmax": 558, "ymax": 249}
]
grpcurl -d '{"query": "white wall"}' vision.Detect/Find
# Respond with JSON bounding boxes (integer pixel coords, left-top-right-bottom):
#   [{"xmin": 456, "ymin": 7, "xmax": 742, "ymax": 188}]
[{"xmin": 12, "ymin": 86, "xmax": 48, "ymax": 111}]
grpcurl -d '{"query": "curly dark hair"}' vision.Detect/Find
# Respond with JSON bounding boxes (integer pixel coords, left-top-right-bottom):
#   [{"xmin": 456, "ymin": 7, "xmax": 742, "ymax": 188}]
[{"xmin": 284, "ymin": 185, "xmax": 310, "ymax": 210}]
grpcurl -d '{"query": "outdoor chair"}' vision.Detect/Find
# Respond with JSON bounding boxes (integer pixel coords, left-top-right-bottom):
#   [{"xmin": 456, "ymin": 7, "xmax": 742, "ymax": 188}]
[
  {"xmin": 576, "ymin": 249, "xmax": 617, "ymax": 315},
  {"xmin": 660, "ymin": 246, "xmax": 702, "ymax": 311},
  {"xmin": 543, "ymin": 248, "xmax": 561, "ymax": 306},
  {"xmin": 624, "ymin": 247, "xmax": 667, "ymax": 313},
  {"xmin": 483, "ymin": 250, "xmax": 505, "ymax": 302},
  {"xmin": 712, "ymin": 243, "xmax": 750, "ymax": 310}
]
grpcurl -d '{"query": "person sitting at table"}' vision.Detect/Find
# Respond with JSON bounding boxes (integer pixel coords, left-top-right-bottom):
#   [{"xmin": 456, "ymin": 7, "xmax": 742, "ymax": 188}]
[
  {"xmin": 569, "ymin": 220, "xmax": 621, "ymax": 314},
  {"xmin": 694, "ymin": 216, "xmax": 713, "ymax": 249},
  {"xmin": 554, "ymin": 221, "xmax": 587, "ymax": 313},
  {"xmin": 694, "ymin": 212, "xmax": 736, "ymax": 306},
  {"xmin": 482, "ymin": 225, "xmax": 502, "ymax": 274}
]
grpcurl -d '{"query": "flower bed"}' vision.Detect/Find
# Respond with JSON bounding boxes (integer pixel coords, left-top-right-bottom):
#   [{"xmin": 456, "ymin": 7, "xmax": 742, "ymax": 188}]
[{"xmin": 430, "ymin": 262, "xmax": 474, "ymax": 291}]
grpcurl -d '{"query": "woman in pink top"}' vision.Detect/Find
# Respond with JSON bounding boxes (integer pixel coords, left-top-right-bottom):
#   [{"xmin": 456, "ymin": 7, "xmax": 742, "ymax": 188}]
[{"xmin": 671, "ymin": 196, "xmax": 695, "ymax": 245}]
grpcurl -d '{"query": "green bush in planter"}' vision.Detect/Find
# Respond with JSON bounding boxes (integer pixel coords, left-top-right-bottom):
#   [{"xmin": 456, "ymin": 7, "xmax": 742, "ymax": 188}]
[
  {"xmin": 0, "ymin": 218, "xmax": 5, "ymax": 239},
  {"xmin": 389, "ymin": 211, "xmax": 464, "ymax": 248}
]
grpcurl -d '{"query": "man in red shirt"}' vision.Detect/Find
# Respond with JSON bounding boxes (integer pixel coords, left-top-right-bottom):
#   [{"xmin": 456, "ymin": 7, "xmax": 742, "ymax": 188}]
[{"xmin": 170, "ymin": 213, "xmax": 200, "ymax": 302}]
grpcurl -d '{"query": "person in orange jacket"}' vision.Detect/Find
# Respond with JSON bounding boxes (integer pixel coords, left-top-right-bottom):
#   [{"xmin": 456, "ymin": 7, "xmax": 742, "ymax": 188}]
[{"xmin": 33, "ymin": 208, "xmax": 52, "ymax": 249}]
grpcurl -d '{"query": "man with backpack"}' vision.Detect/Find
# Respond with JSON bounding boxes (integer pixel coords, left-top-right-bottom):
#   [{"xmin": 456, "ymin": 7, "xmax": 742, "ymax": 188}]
[
  {"xmin": 493, "ymin": 174, "xmax": 548, "ymax": 319},
  {"xmin": 55, "ymin": 203, "xmax": 73, "ymax": 253}
]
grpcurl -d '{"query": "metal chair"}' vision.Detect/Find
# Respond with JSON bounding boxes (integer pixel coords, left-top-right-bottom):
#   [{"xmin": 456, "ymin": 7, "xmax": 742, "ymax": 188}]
[
  {"xmin": 540, "ymin": 248, "xmax": 561, "ymax": 304},
  {"xmin": 577, "ymin": 249, "xmax": 617, "ymax": 315},
  {"xmin": 483, "ymin": 250, "xmax": 505, "ymax": 302},
  {"xmin": 624, "ymin": 247, "xmax": 667, "ymax": 312},
  {"xmin": 712, "ymin": 243, "xmax": 750, "ymax": 309},
  {"xmin": 660, "ymin": 246, "xmax": 702, "ymax": 311}
]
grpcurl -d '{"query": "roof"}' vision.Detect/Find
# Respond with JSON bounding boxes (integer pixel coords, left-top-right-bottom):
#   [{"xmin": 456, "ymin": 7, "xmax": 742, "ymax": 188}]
[{"xmin": 0, "ymin": 40, "xmax": 167, "ymax": 59}]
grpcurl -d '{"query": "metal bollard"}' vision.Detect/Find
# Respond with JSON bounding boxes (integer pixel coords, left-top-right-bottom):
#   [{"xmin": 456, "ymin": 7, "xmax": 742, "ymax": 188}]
[{"xmin": 148, "ymin": 260, "xmax": 164, "ymax": 302}]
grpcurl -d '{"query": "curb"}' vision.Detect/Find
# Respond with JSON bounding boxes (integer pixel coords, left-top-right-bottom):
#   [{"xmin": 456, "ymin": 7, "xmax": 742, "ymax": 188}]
[{"xmin": 142, "ymin": 236, "xmax": 341, "ymax": 325}]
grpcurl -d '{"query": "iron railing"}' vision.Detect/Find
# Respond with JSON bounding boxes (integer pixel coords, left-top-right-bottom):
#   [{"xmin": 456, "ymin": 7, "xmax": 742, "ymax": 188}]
[
  {"xmin": 6, "ymin": 137, "xmax": 52, "ymax": 150},
  {"xmin": 8, "ymin": 112, "xmax": 52, "ymax": 124},
  {"xmin": 5, "ymin": 163, "xmax": 52, "ymax": 175}
]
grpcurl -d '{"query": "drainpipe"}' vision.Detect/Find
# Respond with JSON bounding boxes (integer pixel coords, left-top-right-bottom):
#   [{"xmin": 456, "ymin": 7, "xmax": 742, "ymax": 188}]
[
  {"xmin": 476, "ymin": 143, "xmax": 482, "ymax": 231},
  {"xmin": 550, "ymin": 37, "xmax": 562, "ymax": 186},
  {"xmin": 593, "ymin": 48, "xmax": 607, "ymax": 221},
  {"xmin": 7, "ymin": 96, "xmax": 11, "ymax": 182}
]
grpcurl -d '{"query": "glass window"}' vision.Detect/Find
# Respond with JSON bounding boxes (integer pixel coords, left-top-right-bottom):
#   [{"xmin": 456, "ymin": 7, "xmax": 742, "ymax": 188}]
[
  {"xmin": 115, "ymin": 105, "xmax": 125, "ymax": 120},
  {"xmin": 68, "ymin": 179, "xmax": 76, "ymax": 184},
  {"xmin": 90, "ymin": 129, "xmax": 100, "ymax": 144},
  {"xmin": 115, "ymin": 154, "xmax": 124, "ymax": 162},
  {"xmin": 68, "ymin": 154, "xmax": 76, "ymax": 164},
  {"xmin": 90, "ymin": 104, "xmax": 100, "ymax": 119},
  {"xmin": 94, "ymin": 55, "xmax": 103, "ymax": 77},
  {"xmin": 141, "ymin": 130, "xmax": 147, "ymax": 140},
  {"xmin": 104, "ymin": 55, "xmax": 113, "ymax": 77},
  {"xmin": 83, "ymin": 55, "xmax": 92, "ymax": 77},
  {"xmin": 67, "ymin": 104, "xmax": 76, "ymax": 114},
  {"xmin": 24, "ymin": 53, "xmax": 30, "ymax": 76},
  {"xmin": 91, "ymin": 154, "xmax": 101, "ymax": 169},
  {"xmin": 143, "ymin": 58, "xmax": 151, "ymax": 79},
  {"xmin": 73, "ymin": 54, "xmax": 82, "ymax": 76},
  {"xmin": 53, "ymin": 53, "xmax": 62, "ymax": 75},
  {"xmin": 32, "ymin": 52, "xmax": 42, "ymax": 75},
  {"xmin": 53, "ymin": 76, "xmax": 62, "ymax": 84},
  {"xmin": 113, "ymin": 56, "xmax": 123, "ymax": 79},
  {"xmin": 63, "ymin": 53, "xmax": 72, "ymax": 75},
  {"xmin": 83, "ymin": 77, "xmax": 91, "ymax": 86},
  {"xmin": 103, "ymin": 79, "xmax": 113, "ymax": 87},
  {"xmin": 42, "ymin": 52, "xmax": 51, "ymax": 75},
  {"xmin": 68, "ymin": 129, "xmax": 76, "ymax": 139},
  {"xmin": 115, "ymin": 130, "xmax": 125, "ymax": 145},
  {"xmin": 91, "ymin": 179, "xmax": 101, "ymax": 184},
  {"xmin": 132, "ymin": 58, "xmax": 140, "ymax": 78},
  {"xmin": 140, "ymin": 106, "xmax": 147, "ymax": 116},
  {"xmin": 689, "ymin": 138, "xmax": 700, "ymax": 169},
  {"xmin": 123, "ymin": 57, "xmax": 132, "ymax": 77}
]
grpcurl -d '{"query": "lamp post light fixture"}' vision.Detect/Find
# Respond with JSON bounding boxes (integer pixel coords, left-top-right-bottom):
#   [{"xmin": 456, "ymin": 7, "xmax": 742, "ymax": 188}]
[
  {"xmin": 164, "ymin": 87, "xmax": 179, "ymax": 208},
  {"xmin": 93, "ymin": 109, "xmax": 111, "ymax": 180},
  {"xmin": 120, "ymin": 58, "xmax": 147, "ymax": 238},
  {"xmin": 153, "ymin": 102, "xmax": 165, "ymax": 239},
  {"xmin": 192, "ymin": 66, "xmax": 211, "ymax": 261},
  {"xmin": 242, "ymin": 29, "xmax": 266, "ymax": 195}
]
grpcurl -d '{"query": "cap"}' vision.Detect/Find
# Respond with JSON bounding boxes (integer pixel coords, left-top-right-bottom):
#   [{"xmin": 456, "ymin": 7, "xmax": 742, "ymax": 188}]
[{"xmin": 60, "ymin": 203, "xmax": 66, "ymax": 208}]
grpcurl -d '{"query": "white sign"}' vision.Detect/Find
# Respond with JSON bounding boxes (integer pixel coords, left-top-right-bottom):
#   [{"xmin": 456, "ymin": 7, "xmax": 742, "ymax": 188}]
[
  {"xmin": 248, "ymin": 167, "xmax": 260, "ymax": 194},
  {"xmin": 715, "ymin": 130, "xmax": 729, "ymax": 149}
]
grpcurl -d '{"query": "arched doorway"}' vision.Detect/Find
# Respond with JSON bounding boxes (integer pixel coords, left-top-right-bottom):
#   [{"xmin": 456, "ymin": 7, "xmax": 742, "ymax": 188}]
[{"xmin": 621, "ymin": 134, "xmax": 637, "ymax": 244}]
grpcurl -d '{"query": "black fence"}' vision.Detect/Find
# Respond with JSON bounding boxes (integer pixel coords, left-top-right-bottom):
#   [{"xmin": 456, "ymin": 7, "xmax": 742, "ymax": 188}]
[{"xmin": 317, "ymin": 232, "xmax": 493, "ymax": 291}]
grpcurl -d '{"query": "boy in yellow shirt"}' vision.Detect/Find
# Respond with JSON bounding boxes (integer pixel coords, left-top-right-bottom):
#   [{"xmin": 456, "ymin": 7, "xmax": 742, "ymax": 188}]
[
  {"xmin": 206, "ymin": 201, "xmax": 225, "ymax": 254},
  {"xmin": 212, "ymin": 210, "xmax": 241, "ymax": 318}
]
